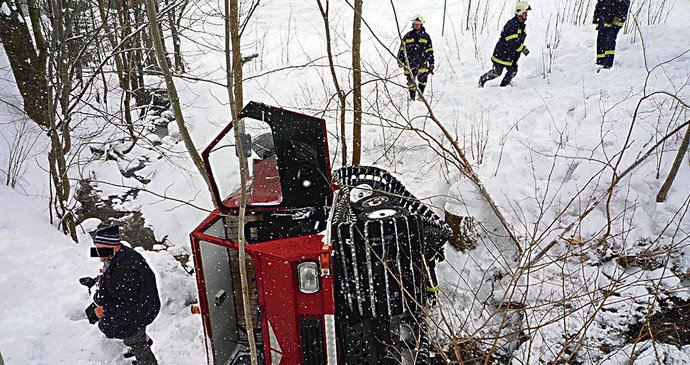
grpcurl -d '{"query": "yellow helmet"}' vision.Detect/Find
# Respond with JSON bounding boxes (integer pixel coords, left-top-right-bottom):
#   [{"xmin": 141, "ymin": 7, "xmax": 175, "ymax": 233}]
[
  {"xmin": 411, "ymin": 14, "xmax": 424, "ymax": 24},
  {"xmin": 515, "ymin": 2, "xmax": 532, "ymax": 15}
]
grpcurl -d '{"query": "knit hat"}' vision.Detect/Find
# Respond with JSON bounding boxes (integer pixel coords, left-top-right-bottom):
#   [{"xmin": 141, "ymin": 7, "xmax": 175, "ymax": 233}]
[{"xmin": 93, "ymin": 225, "xmax": 122, "ymax": 246}]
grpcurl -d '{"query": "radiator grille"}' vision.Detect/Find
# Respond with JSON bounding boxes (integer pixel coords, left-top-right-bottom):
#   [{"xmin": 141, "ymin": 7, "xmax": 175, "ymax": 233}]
[{"xmin": 300, "ymin": 315, "xmax": 326, "ymax": 365}]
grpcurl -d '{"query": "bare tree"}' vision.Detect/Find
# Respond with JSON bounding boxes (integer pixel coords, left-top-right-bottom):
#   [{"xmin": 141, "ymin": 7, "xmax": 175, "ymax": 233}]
[
  {"xmin": 230, "ymin": 0, "xmax": 243, "ymax": 112},
  {"xmin": 165, "ymin": 0, "xmax": 188, "ymax": 73},
  {"xmin": 316, "ymin": 0, "xmax": 349, "ymax": 166},
  {"xmin": 335, "ymin": 3, "xmax": 690, "ymax": 362},
  {"xmin": 0, "ymin": 118, "xmax": 42, "ymax": 189},
  {"xmin": 224, "ymin": 0, "xmax": 258, "ymax": 364},
  {"xmin": 0, "ymin": 0, "xmax": 49, "ymax": 125},
  {"xmin": 541, "ymin": 11, "xmax": 563, "ymax": 80},
  {"xmin": 144, "ymin": 0, "xmax": 212, "ymax": 194},
  {"xmin": 351, "ymin": 0, "xmax": 363, "ymax": 166},
  {"xmin": 656, "ymin": 122, "xmax": 690, "ymax": 202},
  {"xmin": 95, "ymin": 0, "xmax": 144, "ymax": 147},
  {"xmin": 0, "ymin": 0, "xmax": 95, "ymax": 240}
]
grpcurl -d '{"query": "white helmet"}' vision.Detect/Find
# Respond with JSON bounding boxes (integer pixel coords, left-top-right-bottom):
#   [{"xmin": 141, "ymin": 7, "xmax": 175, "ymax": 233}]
[
  {"xmin": 515, "ymin": 2, "xmax": 532, "ymax": 15},
  {"xmin": 411, "ymin": 14, "xmax": 424, "ymax": 24}
]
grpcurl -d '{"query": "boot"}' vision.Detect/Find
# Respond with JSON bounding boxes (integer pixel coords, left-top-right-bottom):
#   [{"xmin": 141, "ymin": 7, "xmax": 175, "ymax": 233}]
[
  {"xmin": 123, "ymin": 337, "xmax": 153, "ymax": 358},
  {"xmin": 409, "ymin": 90, "xmax": 416, "ymax": 100},
  {"xmin": 596, "ymin": 65, "xmax": 611, "ymax": 73},
  {"xmin": 478, "ymin": 74, "xmax": 488, "ymax": 88}
]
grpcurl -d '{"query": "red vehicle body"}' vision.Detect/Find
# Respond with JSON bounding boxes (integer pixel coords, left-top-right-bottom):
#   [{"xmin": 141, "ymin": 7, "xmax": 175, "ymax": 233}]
[
  {"xmin": 190, "ymin": 102, "xmax": 337, "ymax": 364},
  {"xmin": 190, "ymin": 102, "xmax": 450, "ymax": 365}
]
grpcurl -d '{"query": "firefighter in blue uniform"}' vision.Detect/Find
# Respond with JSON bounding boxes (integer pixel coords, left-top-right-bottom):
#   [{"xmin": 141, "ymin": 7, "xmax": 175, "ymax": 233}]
[
  {"xmin": 478, "ymin": 2, "xmax": 531, "ymax": 88},
  {"xmin": 397, "ymin": 15, "xmax": 435, "ymax": 100},
  {"xmin": 593, "ymin": 0, "xmax": 630, "ymax": 69}
]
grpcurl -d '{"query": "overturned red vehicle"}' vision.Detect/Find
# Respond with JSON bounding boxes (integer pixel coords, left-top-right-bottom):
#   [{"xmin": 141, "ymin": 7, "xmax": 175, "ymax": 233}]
[{"xmin": 190, "ymin": 102, "xmax": 450, "ymax": 364}]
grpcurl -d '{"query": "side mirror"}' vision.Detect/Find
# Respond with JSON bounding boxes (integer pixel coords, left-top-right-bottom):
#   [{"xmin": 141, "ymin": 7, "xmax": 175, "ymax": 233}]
[{"xmin": 236, "ymin": 133, "xmax": 252, "ymax": 158}]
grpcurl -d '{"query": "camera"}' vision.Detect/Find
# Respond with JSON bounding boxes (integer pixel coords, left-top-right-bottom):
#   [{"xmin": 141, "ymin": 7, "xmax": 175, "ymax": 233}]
[
  {"xmin": 79, "ymin": 276, "xmax": 97, "ymax": 289},
  {"xmin": 85, "ymin": 302, "xmax": 99, "ymax": 324}
]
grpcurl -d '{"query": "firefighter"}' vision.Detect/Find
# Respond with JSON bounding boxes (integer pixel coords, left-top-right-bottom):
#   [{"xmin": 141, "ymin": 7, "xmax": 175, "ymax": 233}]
[
  {"xmin": 397, "ymin": 14, "xmax": 435, "ymax": 100},
  {"xmin": 593, "ymin": 0, "xmax": 630, "ymax": 70},
  {"xmin": 478, "ymin": 2, "xmax": 531, "ymax": 88},
  {"xmin": 91, "ymin": 225, "xmax": 161, "ymax": 365}
]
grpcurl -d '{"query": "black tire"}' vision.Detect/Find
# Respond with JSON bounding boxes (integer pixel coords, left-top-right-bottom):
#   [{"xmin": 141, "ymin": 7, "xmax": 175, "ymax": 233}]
[
  {"xmin": 397, "ymin": 315, "xmax": 430, "ymax": 365},
  {"xmin": 332, "ymin": 165, "xmax": 450, "ymax": 365}
]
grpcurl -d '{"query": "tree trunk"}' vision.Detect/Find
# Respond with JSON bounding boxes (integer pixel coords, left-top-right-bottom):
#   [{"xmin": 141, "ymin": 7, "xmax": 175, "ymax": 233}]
[
  {"xmin": 351, "ymin": 0, "xmax": 363, "ymax": 166},
  {"xmin": 316, "ymin": 0, "xmax": 348, "ymax": 166},
  {"xmin": 226, "ymin": 1, "xmax": 258, "ymax": 362},
  {"xmin": 119, "ymin": 3, "xmax": 141, "ymax": 139},
  {"xmin": 27, "ymin": 0, "xmax": 47, "ymax": 79},
  {"xmin": 143, "ymin": 0, "xmax": 213, "ymax": 194},
  {"xmin": 466, "ymin": 0, "xmax": 472, "ymax": 31},
  {"xmin": 166, "ymin": 0, "xmax": 186, "ymax": 73},
  {"xmin": 47, "ymin": 0, "xmax": 85, "ymax": 242},
  {"xmin": 656, "ymin": 121, "xmax": 690, "ymax": 202},
  {"xmin": 230, "ymin": 0, "xmax": 243, "ymax": 113},
  {"xmin": 96, "ymin": 0, "xmax": 140, "ymax": 152},
  {"xmin": 48, "ymin": 127, "xmax": 78, "ymax": 242},
  {"xmin": 1, "ymin": 0, "xmax": 78, "ymax": 241},
  {"xmin": 0, "ymin": 1, "xmax": 50, "ymax": 126}
]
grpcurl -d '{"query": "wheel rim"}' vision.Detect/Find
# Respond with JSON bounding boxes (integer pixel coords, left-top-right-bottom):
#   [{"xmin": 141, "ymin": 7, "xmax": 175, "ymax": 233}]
[
  {"xmin": 363, "ymin": 208, "xmax": 400, "ymax": 219},
  {"xmin": 350, "ymin": 184, "xmax": 373, "ymax": 203},
  {"xmin": 362, "ymin": 195, "xmax": 390, "ymax": 208}
]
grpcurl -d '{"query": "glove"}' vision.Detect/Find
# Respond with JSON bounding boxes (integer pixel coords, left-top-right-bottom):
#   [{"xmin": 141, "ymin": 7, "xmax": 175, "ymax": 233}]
[
  {"xmin": 429, "ymin": 64, "xmax": 435, "ymax": 73},
  {"xmin": 613, "ymin": 16, "xmax": 624, "ymax": 27},
  {"xmin": 397, "ymin": 60, "xmax": 403, "ymax": 68},
  {"xmin": 521, "ymin": 47, "xmax": 530, "ymax": 56}
]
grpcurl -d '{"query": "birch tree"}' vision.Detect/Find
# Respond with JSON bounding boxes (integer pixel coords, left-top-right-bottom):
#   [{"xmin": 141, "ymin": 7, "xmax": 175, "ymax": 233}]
[{"xmin": 351, "ymin": 0, "xmax": 363, "ymax": 166}]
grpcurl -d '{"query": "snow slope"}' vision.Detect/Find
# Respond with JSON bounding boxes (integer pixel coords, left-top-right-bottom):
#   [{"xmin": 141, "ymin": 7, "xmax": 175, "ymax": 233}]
[{"xmin": 0, "ymin": 185, "xmax": 205, "ymax": 364}]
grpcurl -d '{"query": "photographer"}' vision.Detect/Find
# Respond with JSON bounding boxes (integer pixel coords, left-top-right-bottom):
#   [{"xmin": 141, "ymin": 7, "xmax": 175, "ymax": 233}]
[{"xmin": 89, "ymin": 225, "xmax": 160, "ymax": 365}]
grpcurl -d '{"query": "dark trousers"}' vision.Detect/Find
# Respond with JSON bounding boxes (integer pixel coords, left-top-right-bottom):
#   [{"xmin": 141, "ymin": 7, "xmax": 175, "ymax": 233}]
[
  {"xmin": 405, "ymin": 66, "xmax": 430, "ymax": 99},
  {"xmin": 596, "ymin": 26, "xmax": 621, "ymax": 68},
  {"xmin": 479, "ymin": 62, "xmax": 518, "ymax": 87},
  {"xmin": 123, "ymin": 327, "xmax": 158, "ymax": 365}
]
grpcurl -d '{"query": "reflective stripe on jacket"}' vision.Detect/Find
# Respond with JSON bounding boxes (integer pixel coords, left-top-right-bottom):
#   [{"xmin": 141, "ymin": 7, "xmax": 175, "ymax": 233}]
[
  {"xmin": 397, "ymin": 26, "xmax": 434, "ymax": 69},
  {"xmin": 492, "ymin": 17, "xmax": 526, "ymax": 67},
  {"xmin": 593, "ymin": 0, "xmax": 630, "ymax": 28}
]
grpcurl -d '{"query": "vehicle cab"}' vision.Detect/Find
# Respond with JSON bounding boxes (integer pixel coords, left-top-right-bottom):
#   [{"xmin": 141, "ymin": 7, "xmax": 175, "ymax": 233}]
[{"xmin": 190, "ymin": 102, "xmax": 336, "ymax": 365}]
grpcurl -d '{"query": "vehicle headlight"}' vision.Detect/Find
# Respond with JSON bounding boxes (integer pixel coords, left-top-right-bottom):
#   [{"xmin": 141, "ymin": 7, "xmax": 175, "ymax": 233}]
[{"xmin": 297, "ymin": 262, "xmax": 320, "ymax": 294}]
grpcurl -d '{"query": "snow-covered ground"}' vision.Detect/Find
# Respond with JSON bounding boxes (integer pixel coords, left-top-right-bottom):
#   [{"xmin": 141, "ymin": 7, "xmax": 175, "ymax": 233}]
[
  {"xmin": 1, "ymin": 0, "xmax": 689, "ymax": 363},
  {"xmin": 0, "ymin": 185, "xmax": 204, "ymax": 364}
]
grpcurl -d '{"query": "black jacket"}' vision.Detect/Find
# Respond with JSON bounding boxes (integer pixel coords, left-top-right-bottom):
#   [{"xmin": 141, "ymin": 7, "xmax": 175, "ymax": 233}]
[
  {"xmin": 397, "ymin": 26, "xmax": 434, "ymax": 69},
  {"xmin": 492, "ymin": 17, "xmax": 527, "ymax": 67},
  {"xmin": 95, "ymin": 245, "xmax": 161, "ymax": 339},
  {"xmin": 593, "ymin": 0, "xmax": 630, "ymax": 27}
]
